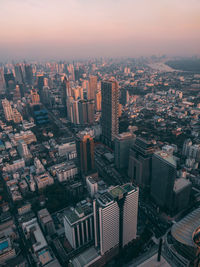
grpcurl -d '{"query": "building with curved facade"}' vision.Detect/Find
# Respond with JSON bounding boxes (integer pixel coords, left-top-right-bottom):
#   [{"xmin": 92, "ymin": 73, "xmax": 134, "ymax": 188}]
[{"xmin": 164, "ymin": 207, "xmax": 200, "ymax": 267}]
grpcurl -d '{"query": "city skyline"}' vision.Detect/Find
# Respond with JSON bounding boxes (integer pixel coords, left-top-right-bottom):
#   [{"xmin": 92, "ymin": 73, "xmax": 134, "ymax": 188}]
[{"xmin": 0, "ymin": 0, "xmax": 200, "ymax": 60}]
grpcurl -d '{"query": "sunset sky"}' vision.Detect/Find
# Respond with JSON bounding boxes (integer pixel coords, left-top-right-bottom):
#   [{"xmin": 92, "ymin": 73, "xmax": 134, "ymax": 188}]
[{"xmin": 0, "ymin": 0, "xmax": 200, "ymax": 60}]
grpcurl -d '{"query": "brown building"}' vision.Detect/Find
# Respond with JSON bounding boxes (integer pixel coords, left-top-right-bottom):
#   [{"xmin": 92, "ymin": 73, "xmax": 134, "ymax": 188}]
[
  {"xmin": 30, "ymin": 89, "xmax": 40, "ymax": 104},
  {"xmin": 95, "ymin": 90, "xmax": 101, "ymax": 112},
  {"xmin": 88, "ymin": 75, "xmax": 97, "ymax": 100},
  {"xmin": 76, "ymin": 133, "xmax": 95, "ymax": 175}
]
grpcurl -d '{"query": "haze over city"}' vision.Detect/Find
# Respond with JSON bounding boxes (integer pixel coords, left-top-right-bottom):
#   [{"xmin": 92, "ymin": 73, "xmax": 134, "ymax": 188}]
[
  {"xmin": 0, "ymin": 0, "xmax": 200, "ymax": 267},
  {"xmin": 0, "ymin": 0, "xmax": 200, "ymax": 60}
]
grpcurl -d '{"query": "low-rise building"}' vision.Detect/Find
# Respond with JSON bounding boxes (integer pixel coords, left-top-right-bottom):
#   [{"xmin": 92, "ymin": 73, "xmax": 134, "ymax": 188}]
[{"xmin": 34, "ymin": 172, "xmax": 54, "ymax": 190}]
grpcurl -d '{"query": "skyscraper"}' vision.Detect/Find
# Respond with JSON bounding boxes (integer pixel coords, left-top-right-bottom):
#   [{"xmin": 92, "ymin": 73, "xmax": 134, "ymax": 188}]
[
  {"xmin": 2, "ymin": 99, "xmax": 13, "ymax": 121},
  {"xmin": 30, "ymin": 89, "xmax": 40, "ymax": 104},
  {"xmin": 128, "ymin": 137, "xmax": 155, "ymax": 190},
  {"xmin": 101, "ymin": 80, "xmax": 119, "ymax": 147},
  {"xmin": 95, "ymin": 90, "xmax": 101, "ymax": 112},
  {"xmin": 14, "ymin": 64, "xmax": 24, "ymax": 84},
  {"xmin": 0, "ymin": 67, "xmax": 5, "ymax": 93},
  {"xmin": 76, "ymin": 133, "xmax": 95, "ymax": 175},
  {"xmin": 114, "ymin": 132, "xmax": 135, "ymax": 170},
  {"xmin": 88, "ymin": 75, "xmax": 97, "ymax": 100},
  {"xmin": 150, "ymin": 151, "xmax": 177, "ymax": 211},
  {"xmin": 93, "ymin": 184, "xmax": 138, "ymax": 255},
  {"xmin": 25, "ymin": 65, "xmax": 33, "ymax": 85},
  {"xmin": 4, "ymin": 73, "xmax": 15, "ymax": 92}
]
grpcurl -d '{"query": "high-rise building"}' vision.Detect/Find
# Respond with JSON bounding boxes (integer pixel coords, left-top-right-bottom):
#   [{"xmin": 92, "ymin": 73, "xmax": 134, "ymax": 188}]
[
  {"xmin": 30, "ymin": 89, "xmax": 40, "ymax": 104},
  {"xmin": 87, "ymin": 99, "xmax": 95, "ymax": 124},
  {"xmin": 4, "ymin": 73, "xmax": 15, "ymax": 91},
  {"xmin": 12, "ymin": 108, "xmax": 23, "ymax": 123},
  {"xmin": 14, "ymin": 64, "xmax": 24, "ymax": 84},
  {"xmin": 63, "ymin": 201, "xmax": 94, "ymax": 249},
  {"xmin": 128, "ymin": 137, "xmax": 155, "ymax": 190},
  {"xmin": 0, "ymin": 67, "xmax": 5, "ymax": 93},
  {"xmin": 120, "ymin": 89, "xmax": 129, "ymax": 106},
  {"xmin": 67, "ymin": 98, "xmax": 80, "ymax": 124},
  {"xmin": 93, "ymin": 184, "xmax": 138, "ymax": 255},
  {"xmin": 37, "ymin": 74, "xmax": 44, "ymax": 94},
  {"xmin": 2, "ymin": 98, "xmax": 13, "ymax": 121},
  {"xmin": 95, "ymin": 90, "xmax": 101, "ymax": 112},
  {"xmin": 13, "ymin": 85, "xmax": 21, "ymax": 102},
  {"xmin": 88, "ymin": 76, "xmax": 97, "ymax": 100},
  {"xmin": 24, "ymin": 65, "xmax": 33, "ymax": 85},
  {"xmin": 101, "ymin": 80, "xmax": 119, "ymax": 147},
  {"xmin": 76, "ymin": 133, "xmax": 95, "ymax": 175},
  {"xmin": 150, "ymin": 151, "xmax": 177, "ymax": 211},
  {"xmin": 78, "ymin": 100, "xmax": 88, "ymax": 125},
  {"xmin": 114, "ymin": 132, "xmax": 135, "ymax": 169}
]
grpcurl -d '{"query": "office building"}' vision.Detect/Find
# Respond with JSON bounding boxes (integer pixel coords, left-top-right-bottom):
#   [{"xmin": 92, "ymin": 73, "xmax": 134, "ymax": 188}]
[
  {"xmin": 0, "ymin": 67, "xmax": 5, "ymax": 93},
  {"xmin": 76, "ymin": 133, "xmax": 95, "ymax": 175},
  {"xmin": 14, "ymin": 64, "xmax": 24, "ymax": 84},
  {"xmin": 12, "ymin": 108, "xmax": 23, "ymax": 123},
  {"xmin": 31, "ymin": 104, "xmax": 49, "ymax": 125},
  {"xmin": 78, "ymin": 99, "xmax": 95, "ymax": 125},
  {"xmin": 88, "ymin": 76, "xmax": 97, "ymax": 100},
  {"xmin": 24, "ymin": 64, "xmax": 33, "ymax": 85},
  {"xmin": 128, "ymin": 137, "xmax": 155, "ymax": 190},
  {"xmin": 86, "ymin": 176, "xmax": 98, "ymax": 197},
  {"xmin": 30, "ymin": 89, "xmax": 40, "ymax": 104},
  {"xmin": 2, "ymin": 99, "xmax": 13, "ymax": 121},
  {"xmin": 4, "ymin": 73, "xmax": 15, "ymax": 91},
  {"xmin": 101, "ymin": 80, "xmax": 119, "ymax": 147},
  {"xmin": 64, "ymin": 201, "xmax": 94, "ymax": 249},
  {"xmin": 95, "ymin": 90, "xmax": 102, "ymax": 112},
  {"xmin": 150, "ymin": 151, "xmax": 177, "ymax": 211},
  {"xmin": 13, "ymin": 85, "xmax": 21, "ymax": 102},
  {"xmin": 93, "ymin": 184, "xmax": 138, "ymax": 256},
  {"xmin": 115, "ymin": 132, "xmax": 135, "ymax": 169},
  {"xmin": 120, "ymin": 89, "xmax": 129, "ymax": 106},
  {"xmin": 67, "ymin": 98, "xmax": 80, "ymax": 125},
  {"xmin": 172, "ymin": 178, "xmax": 192, "ymax": 214}
]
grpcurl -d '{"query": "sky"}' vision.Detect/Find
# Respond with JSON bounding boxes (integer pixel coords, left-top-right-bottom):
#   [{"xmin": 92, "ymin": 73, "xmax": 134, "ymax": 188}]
[{"xmin": 0, "ymin": 0, "xmax": 200, "ymax": 60}]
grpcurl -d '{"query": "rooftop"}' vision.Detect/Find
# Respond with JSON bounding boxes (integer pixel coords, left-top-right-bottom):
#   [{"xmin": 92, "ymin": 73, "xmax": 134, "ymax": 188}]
[
  {"xmin": 64, "ymin": 202, "xmax": 93, "ymax": 225},
  {"xmin": 109, "ymin": 186, "xmax": 126, "ymax": 199},
  {"xmin": 173, "ymin": 178, "xmax": 191, "ymax": 193},
  {"xmin": 154, "ymin": 150, "xmax": 177, "ymax": 167},
  {"xmin": 71, "ymin": 246, "xmax": 101, "ymax": 267},
  {"xmin": 171, "ymin": 207, "xmax": 200, "ymax": 248}
]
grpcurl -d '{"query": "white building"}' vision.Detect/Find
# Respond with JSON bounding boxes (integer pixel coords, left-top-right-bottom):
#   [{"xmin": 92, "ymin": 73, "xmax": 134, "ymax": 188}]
[
  {"xmin": 22, "ymin": 218, "xmax": 47, "ymax": 253},
  {"xmin": 93, "ymin": 184, "xmax": 138, "ymax": 255},
  {"xmin": 58, "ymin": 141, "xmax": 77, "ymax": 158},
  {"xmin": 50, "ymin": 161, "xmax": 78, "ymax": 182},
  {"xmin": 63, "ymin": 201, "xmax": 94, "ymax": 249},
  {"xmin": 86, "ymin": 177, "xmax": 98, "ymax": 197}
]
